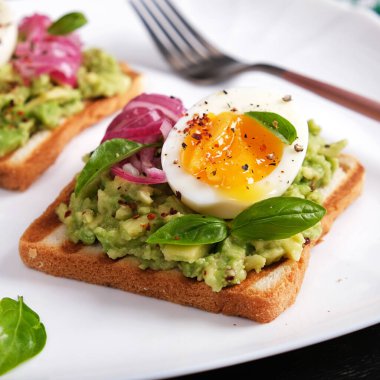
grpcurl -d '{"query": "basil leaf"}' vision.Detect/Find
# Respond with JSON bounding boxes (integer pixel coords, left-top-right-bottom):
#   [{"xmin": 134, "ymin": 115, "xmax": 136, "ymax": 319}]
[
  {"xmin": 245, "ymin": 111, "xmax": 298, "ymax": 144},
  {"xmin": 75, "ymin": 138, "xmax": 146, "ymax": 197},
  {"xmin": 48, "ymin": 12, "xmax": 87, "ymax": 35},
  {"xmin": 0, "ymin": 297, "xmax": 46, "ymax": 376},
  {"xmin": 231, "ymin": 197, "xmax": 326, "ymax": 241},
  {"xmin": 147, "ymin": 214, "xmax": 228, "ymax": 245}
]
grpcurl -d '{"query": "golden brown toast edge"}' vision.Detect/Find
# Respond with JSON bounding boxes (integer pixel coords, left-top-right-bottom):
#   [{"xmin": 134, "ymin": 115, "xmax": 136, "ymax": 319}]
[
  {"xmin": 19, "ymin": 155, "xmax": 365, "ymax": 323},
  {"xmin": 0, "ymin": 64, "xmax": 142, "ymax": 191}
]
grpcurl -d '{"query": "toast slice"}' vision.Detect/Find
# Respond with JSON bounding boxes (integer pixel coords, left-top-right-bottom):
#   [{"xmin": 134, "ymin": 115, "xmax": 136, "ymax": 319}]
[
  {"xmin": 19, "ymin": 154, "xmax": 364, "ymax": 322},
  {"xmin": 0, "ymin": 64, "xmax": 142, "ymax": 191}
]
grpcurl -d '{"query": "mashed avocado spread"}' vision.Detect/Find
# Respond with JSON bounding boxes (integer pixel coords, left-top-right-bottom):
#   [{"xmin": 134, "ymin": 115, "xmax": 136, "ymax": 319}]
[
  {"xmin": 0, "ymin": 49, "xmax": 131, "ymax": 158},
  {"xmin": 57, "ymin": 121, "xmax": 346, "ymax": 291}
]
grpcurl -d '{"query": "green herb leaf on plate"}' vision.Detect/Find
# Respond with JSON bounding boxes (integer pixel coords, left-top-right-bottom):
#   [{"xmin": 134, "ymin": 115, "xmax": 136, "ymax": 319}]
[
  {"xmin": 245, "ymin": 111, "xmax": 298, "ymax": 144},
  {"xmin": 231, "ymin": 197, "xmax": 326, "ymax": 241},
  {"xmin": 146, "ymin": 214, "xmax": 228, "ymax": 245},
  {"xmin": 75, "ymin": 138, "xmax": 147, "ymax": 197},
  {"xmin": 0, "ymin": 296, "xmax": 47, "ymax": 376},
  {"xmin": 48, "ymin": 12, "xmax": 88, "ymax": 35}
]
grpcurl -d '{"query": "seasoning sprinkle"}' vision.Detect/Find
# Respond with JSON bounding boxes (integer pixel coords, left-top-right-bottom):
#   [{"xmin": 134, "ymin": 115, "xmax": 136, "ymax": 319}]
[
  {"xmin": 266, "ymin": 153, "xmax": 275, "ymax": 160},
  {"xmin": 242, "ymin": 164, "xmax": 249, "ymax": 171},
  {"xmin": 181, "ymin": 142, "xmax": 187, "ymax": 149},
  {"xmin": 282, "ymin": 94, "xmax": 292, "ymax": 102},
  {"xmin": 294, "ymin": 144, "xmax": 304, "ymax": 152},
  {"xmin": 272, "ymin": 120, "xmax": 279, "ymax": 129},
  {"xmin": 175, "ymin": 191, "xmax": 182, "ymax": 200},
  {"xmin": 223, "ymin": 89, "xmax": 228, "ymax": 94}
]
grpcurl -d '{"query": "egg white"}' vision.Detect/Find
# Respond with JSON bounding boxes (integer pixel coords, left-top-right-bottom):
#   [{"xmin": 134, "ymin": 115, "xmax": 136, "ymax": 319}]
[
  {"xmin": 0, "ymin": 0, "xmax": 17, "ymax": 65},
  {"xmin": 162, "ymin": 88, "xmax": 309, "ymax": 219}
]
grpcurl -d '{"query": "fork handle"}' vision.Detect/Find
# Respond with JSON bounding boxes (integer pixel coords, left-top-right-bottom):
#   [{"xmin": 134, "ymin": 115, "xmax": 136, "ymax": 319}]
[{"xmin": 280, "ymin": 69, "xmax": 380, "ymax": 122}]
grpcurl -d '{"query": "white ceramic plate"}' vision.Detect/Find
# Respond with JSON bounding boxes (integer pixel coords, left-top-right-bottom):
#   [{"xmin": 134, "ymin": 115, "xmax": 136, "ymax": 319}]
[{"xmin": 1, "ymin": 0, "xmax": 380, "ymax": 379}]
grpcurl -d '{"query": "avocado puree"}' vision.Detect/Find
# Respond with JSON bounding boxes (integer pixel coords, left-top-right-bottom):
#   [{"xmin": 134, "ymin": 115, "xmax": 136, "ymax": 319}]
[
  {"xmin": 57, "ymin": 120, "xmax": 347, "ymax": 292},
  {"xmin": 0, "ymin": 49, "xmax": 131, "ymax": 158}
]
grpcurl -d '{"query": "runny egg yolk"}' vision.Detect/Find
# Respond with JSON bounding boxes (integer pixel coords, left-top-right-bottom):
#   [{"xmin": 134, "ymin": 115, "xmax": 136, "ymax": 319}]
[{"xmin": 180, "ymin": 112, "xmax": 284, "ymax": 200}]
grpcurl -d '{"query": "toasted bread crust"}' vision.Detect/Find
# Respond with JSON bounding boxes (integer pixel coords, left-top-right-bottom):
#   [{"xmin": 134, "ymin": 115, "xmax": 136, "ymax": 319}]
[
  {"xmin": 0, "ymin": 64, "xmax": 142, "ymax": 191},
  {"xmin": 19, "ymin": 155, "xmax": 365, "ymax": 322}
]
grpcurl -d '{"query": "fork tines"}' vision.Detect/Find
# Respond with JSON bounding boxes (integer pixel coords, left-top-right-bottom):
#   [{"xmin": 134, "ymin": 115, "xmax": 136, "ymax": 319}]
[{"xmin": 130, "ymin": 0, "xmax": 219, "ymax": 70}]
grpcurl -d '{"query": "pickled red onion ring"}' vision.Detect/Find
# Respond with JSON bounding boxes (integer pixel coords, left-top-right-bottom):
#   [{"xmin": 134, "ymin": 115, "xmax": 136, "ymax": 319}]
[
  {"xmin": 102, "ymin": 93, "xmax": 186, "ymax": 185},
  {"xmin": 12, "ymin": 14, "xmax": 82, "ymax": 86}
]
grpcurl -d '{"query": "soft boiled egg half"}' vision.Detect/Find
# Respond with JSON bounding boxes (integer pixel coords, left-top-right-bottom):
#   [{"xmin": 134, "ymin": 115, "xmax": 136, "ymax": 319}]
[
  {"xmin": 162, "ymin": 88, "xmax": 308, "ymax": 219},
  {"xmin": 0, "ymin": 0, "xmax": 17, "ymax": 65}
]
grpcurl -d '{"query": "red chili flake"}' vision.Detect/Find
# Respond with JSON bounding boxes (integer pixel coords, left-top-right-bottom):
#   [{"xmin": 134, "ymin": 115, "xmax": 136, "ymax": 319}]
[
  {"xmin": 182, "ymin": 143, "xmax": 187, "ymax": 149},
  {"xmin": 191, "ymin": 133, "xmax": 202, "ymax": 140},
  {"xmin": 64, "ymin": 210, "xmax": 71, "ymax": 218},
  {"xmin": 303, "ymin": 237, "xmax": 311, "ymax": 247},
  {"xmin": 126, "ymin": 201, "xmax": 137, "ymax": 211},
  {"xmin": 260, "ymin": 144, "xmax": 267, "ymax": 152},
  {"xmin": 169, "ymin": 208, "xmax": 178, "ymax": 215},
  {"xmin": 160, "ymin": 212, "xmax": 168, "ymax": 218},
  {"xmin": 17, "ymin": 110, "xmax": 24, "ymax": 116},
  {"xmin": 147, "ymin": 213, "xmax": 156, "ymax": 220}
]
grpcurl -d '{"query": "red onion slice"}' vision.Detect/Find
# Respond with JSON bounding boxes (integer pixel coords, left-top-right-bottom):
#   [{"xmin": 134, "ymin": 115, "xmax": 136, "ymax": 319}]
[
  {"xmin": 123, "ymin": 93, "xmax": 185, "ymax": 123},
  {"xmin": 12, "ymin": 14, "xmax": 82, "ymax": 86},
  {"xmin": 102, "ymin": 93, "xmax": 185, "ymax": 185},
  {"xmin": 112, "ymin": 165, "xmax": 167, "ymax": 184}
]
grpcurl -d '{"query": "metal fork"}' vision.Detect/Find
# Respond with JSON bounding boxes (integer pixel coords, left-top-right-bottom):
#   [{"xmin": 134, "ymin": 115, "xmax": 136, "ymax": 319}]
[{"xmin": 130, "ymin": 0, "xmax": 380, "ymax": 122}]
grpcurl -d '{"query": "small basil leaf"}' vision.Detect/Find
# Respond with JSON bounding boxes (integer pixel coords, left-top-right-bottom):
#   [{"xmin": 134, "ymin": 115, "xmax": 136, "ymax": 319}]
[
  {"xmin": 48, "ymin": 12, "xmax": 87, "ymax": 35},
  {"xmin": 75, "ymin": 139, "xmax": 146, "ymax": 197},
  {"xmin": 0, "ymin": 296, "xmax": 47, "ymax": 376},
  {"xmin": 231, "ymin": 197, "xmax": 326, "ymax": 241},
  {"xmin": 245, "ymin": 111, "xmax": 298, "ymax": 144},
  {"xmin": 147, "ymin": 214, "xmax": 228, "ymax": 245}
]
